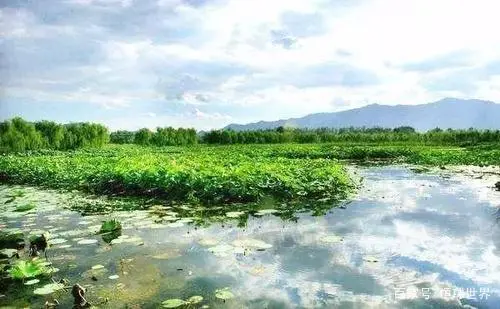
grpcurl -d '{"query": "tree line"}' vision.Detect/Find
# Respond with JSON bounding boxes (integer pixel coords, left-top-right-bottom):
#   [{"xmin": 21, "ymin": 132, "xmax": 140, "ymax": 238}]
[
  {"xmin": 200, "ymin": 126, "xmax": 500, "ymax": 146},
  {"xmin": 110, "ymin": 127, "xmax": 197, "ymax": 146},
  {"xmin": 2, "ymin": 117, "xmax": 499, "ymax": 152},
  {"xmin": 0, "ymin": 117, "xmax": 109, "ymax": 152},
  {"xmin": 0, "ymin": 118, "xmax": 199, "ymax": 152}
]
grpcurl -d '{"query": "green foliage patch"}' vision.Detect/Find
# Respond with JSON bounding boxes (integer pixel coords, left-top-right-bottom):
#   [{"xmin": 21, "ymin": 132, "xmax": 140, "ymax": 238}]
[
  {"xmin": 7, "ymin": 260, "xmax": 49, "ymax": 280},
  {"xmin": 0, "ymin": 145, "xmax": 354, "ymax": 205},
  {"xmin": 99, "ymin": 219, "xmax": 122, "ymax": 234},
  {"xmin": 0, "ymin": 143, "xmax": 497, "ymax": 208}
]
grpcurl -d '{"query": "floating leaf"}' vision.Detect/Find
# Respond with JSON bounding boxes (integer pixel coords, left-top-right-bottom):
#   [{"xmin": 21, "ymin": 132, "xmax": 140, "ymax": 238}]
[
  {"xmin": 48, "ymin": 238, "xmax": 67, "ymax": 245},
  {"xmin": 363, "ymin": 255, "xmax": 379, "ymax": 263},
  {"xmin": 7, "ymin": 260, "xmax": 48, "ymax": 280},
  {"xmin": 24, "ymin": 278, "xmax": 40, "ymax": 285},
  {"xmin": 33, "ymin": 283, "xmax": 64, "ymax": 295},
  {"xmin": 255, "ymin": 209, "xmax": 278, "ymax": 215},
  {"xmin": 215, "ymin": 287, "xmax": 234, "ymax": 300},
  {"xmin": 110, "ymin": 235, "xmax": 143, "ymax": 245},
  {"xmin": 187, "ymin": 295, "xmax": 203, "ymax": 304},
  {"xmin": 0, "ymin": 248, "xmax": 18, "ymax": 258},
  {"xmin": 320, "ymin": 235, "xmax": 344, "ymax": 244},
  {"xmin": 162, "ymin": 299, "xmax": 186, "ymax": 308},
  {"xmin": 208, "ymin": 244, "xmax": 234, "ymax": 254},
  {"xmin": 77, "ymin": 239, "xmax": 98, "ymax": 245},
  {"xmin": 226, "ymin": 211, "xmax": 245, "ymax": 218}
]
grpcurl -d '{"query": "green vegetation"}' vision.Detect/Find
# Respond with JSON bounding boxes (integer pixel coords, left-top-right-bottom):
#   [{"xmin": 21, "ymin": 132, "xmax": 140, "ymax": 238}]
[
  {"xmin": 0, "ymin": 117, "xmax": 108, "ymax": 152},
  {"xmin": 0, "ymin": 231, "xmax": 24, "ymax": 249},
  {"xmin": 202, "ymin": 126, "xmax": 500, "ymax": 146},
  {"xmin": 7, "ymin": 260, "xmax": 49, "ymax": 280},
  {"xmin": 0, "ymin": 145, "xmax": 354, "ymax": 205},
  {"xmin": 99, "ymin": 219, "xmax": 122, "ymax": 234},
  {"xmin": 268, "ymin": 144, "xmax": 500, "ymax": 166},
  {"xmin": 110, "ymin": 127, "xmax": 197, "ymax": 146},
  {"xmin": 14, "ymin": 203, "xmax": 36, "ymax": 212},
  {"xmin": 4, "ymin": 117, "xmax": 500, "ymax": 151},
  {"xmin": 0, "ymin": 142, "xmax": 498, "ymax": 209},
  {"xmin": 99, "ymin": 219, "xmax": 123, "ymax": 243},
  {"xmin": 1, "ymin": 117, "xmax": 499, "ymax": 209}
]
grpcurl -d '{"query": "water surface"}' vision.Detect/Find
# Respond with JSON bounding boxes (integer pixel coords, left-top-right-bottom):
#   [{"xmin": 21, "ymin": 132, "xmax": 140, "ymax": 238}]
[{"xmin": 1, "ymin": 166, "xmax": 499, "ymax": 308}]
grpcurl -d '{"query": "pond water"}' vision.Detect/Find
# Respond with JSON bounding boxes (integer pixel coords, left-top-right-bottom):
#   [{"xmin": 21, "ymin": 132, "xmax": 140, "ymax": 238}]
[{"xmin": 1, "ymin": 166, "xmax": 500, "ymax": 308}]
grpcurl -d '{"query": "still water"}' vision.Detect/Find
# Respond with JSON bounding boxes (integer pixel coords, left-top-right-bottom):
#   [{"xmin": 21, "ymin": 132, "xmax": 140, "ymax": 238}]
[{"xmin": 1, "ymin": 166, "xmax": 499, "ymax": 308}]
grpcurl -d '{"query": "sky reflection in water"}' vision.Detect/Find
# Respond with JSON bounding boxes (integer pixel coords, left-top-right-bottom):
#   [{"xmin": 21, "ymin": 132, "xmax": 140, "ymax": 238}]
[{"xmin": 1, "ymin": 166, "xmax": 499, "ymax": 308}]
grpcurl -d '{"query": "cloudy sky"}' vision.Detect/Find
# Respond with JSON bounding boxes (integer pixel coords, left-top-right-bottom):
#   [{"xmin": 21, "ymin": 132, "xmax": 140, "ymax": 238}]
[{"xmin": 1, "ymin": 0, "xmax": 500, "ymax": 130}]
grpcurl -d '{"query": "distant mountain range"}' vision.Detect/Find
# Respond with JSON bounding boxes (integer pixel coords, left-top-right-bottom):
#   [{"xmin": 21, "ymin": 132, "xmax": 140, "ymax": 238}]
[{"xmin": 225, "ymin": 98, "xmax": 500, "ymax": 131}]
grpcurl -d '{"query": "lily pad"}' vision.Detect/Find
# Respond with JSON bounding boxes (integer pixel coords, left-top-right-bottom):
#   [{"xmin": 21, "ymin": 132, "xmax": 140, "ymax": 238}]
[
  {"xmin": 320, "ymin": 235, "xmax": 344, "ymax": 244},
  {"xmin": 363, "ymin": 255, "xmax": 379, "ymax": 263},
  {"xmin": 48, "ymin": 238, "xmax": 67, "ymax": 245},
  {"xmin": 208, "ymin": 244, "xmax": 234, "ymax": 254},
  {"xmin": 56, "ymin": 244, "xmax": 72, "ymax": 249},
  {"xmin": 226, "ymin": 211, "xmax": 245, "ymax": 218},
  {"xmin": 255, "ymin": 209, "xmax": 278, "ymax": 215},
  {"xmin": 0, "ymin": 248, "xmax": 18, "ymax": 258},
  {"xmin": 162, "ymin": 299, "xmax": 186, "ymax": 308},
  {"xmin": 215, "ymin": 287, "xmax": 234, "ymax": 300},
  {"xmin": 110, "ymin": 235, "xmax": 143, "ymax": 245},
  {"xmin": 77, "ymin": 239, "xmax": 98, "ymax": 245},
  {"xmin": 187, "ymin": 295, "xmax": 203, "ymax": 304},
  {"xmin": 7, "ymin": 260, "xmax": 48, "ymax": 280},
  {"xmin": 24, "ymin": 278, "xmax": 40, "ymax": 285},
  {"xmin": 33, "ymin": 282, "xmax": 64, "ymax": 295}
]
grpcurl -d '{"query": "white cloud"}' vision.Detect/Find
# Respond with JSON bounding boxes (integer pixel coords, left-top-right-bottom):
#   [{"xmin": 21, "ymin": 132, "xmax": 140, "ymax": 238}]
[
  {"xmin": 192, "ymin": 108, "xmax": 232, "ymax": 121},
  {"xmin": 3, "ymin": 0, "xmax": 500, "ymax": 129},
  {"xmin": 67, "ymin": 0, "xmax": 133, "ymax": 7}
]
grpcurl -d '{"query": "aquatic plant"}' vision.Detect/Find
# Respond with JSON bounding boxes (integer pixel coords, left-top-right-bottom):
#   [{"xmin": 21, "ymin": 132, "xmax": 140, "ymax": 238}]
[
  {"xmin": 215, "ymin": 287, "xmax": 234, "ymax": 300},
  {"xmin": 0, "ymin": 231, "xmax": 24, "ymax": 249},
  {"xmin": 98, "ymin": 219, "xmax": 122, "ymax": 234},
  {"xmin": 0, "ymin": 145, "xmax": 355, "ymax": 205},
  {"xmin": 161, "ymin": 299, "xmax": 185, "ymax": 308},
  {"xmin": 0, "ymin": 248, "xmax": 18, "ymax": 258},
  {"xmin": 161, "ymin": 295, "xmax": 204, "ymax": 308},
  {"xmin": 33, "ymin": 282, "xmax": 65, "ymax": 295},
  {"xmin": 7, "ymin": 260, "xmax": 49, "ymax": 280},
  {"xmin": 14, "ymin": 203, "xmax": 35, "ymax": 212},
  {"xmin": 28, "ymin": 233, "xmax": 49, "ymax": 253},
  {"xmin": 1, "ymin": 143, "xmax": 498, "ymax": 210}
]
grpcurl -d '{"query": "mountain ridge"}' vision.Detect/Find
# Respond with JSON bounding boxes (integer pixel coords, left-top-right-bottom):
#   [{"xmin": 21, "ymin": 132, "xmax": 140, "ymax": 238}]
[{"xmin": 224, "ymin": 98, "xmax": 500, "ymax": 131}]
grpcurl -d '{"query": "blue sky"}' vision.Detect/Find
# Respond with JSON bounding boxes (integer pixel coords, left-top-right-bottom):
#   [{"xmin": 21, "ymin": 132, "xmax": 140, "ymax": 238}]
[{"xmin": 1, "ymin": 0, "xmax": 500, "ymax": 130}]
